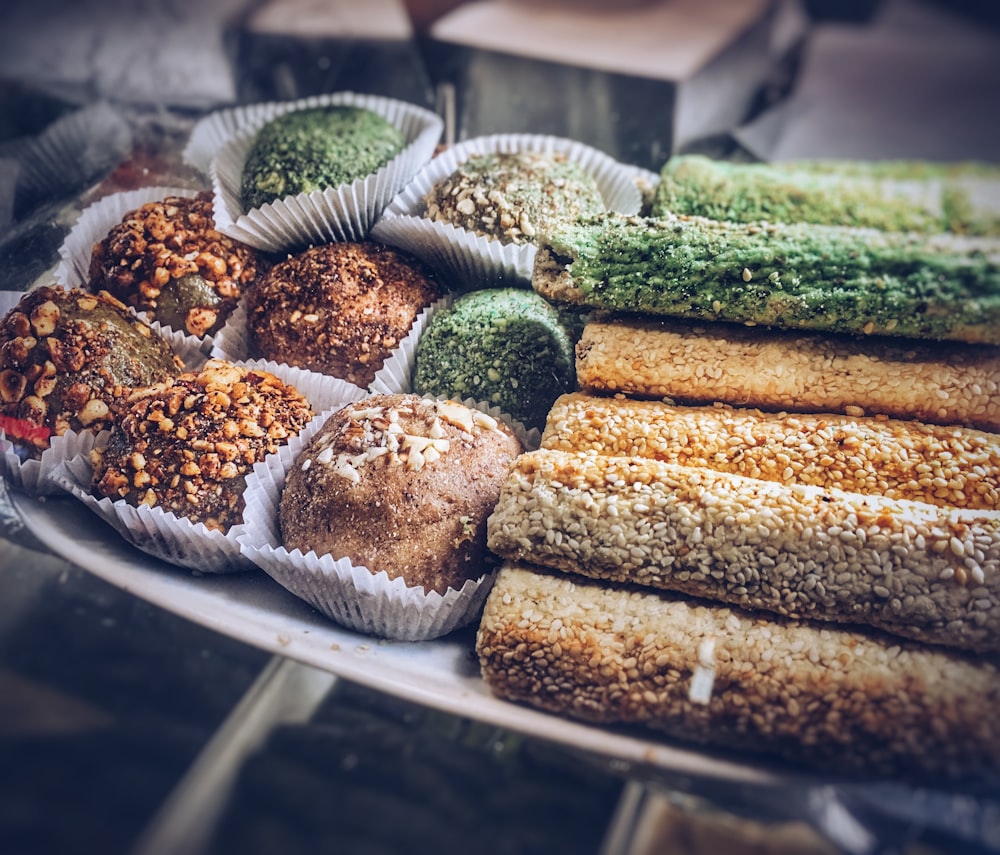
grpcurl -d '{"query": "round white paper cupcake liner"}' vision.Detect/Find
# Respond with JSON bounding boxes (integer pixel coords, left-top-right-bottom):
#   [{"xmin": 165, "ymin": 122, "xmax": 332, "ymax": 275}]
[
  {"xmin": 370, "ymin": 133, "xmax": 643, "ymax": 289},
  {"xmin": 55, "ymin": 186, "xmax": 227, "ymax": 356},
  {"xmin": 43, "ymin": 359, "xmax": 369, "ymax": 573},
  {"xmin": 237, "ymin": 396, "xmax": 536, "ymax": 640},
  {"xmin": 208, "ymin": 93, "xmax": 444, "ymax": 254},
  {"xmin": 0, "ymin": 288, "xmax": 205, "ymax": 496}
]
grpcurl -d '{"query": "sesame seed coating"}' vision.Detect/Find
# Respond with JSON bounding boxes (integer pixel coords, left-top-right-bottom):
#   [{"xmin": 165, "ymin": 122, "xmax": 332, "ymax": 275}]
[
  {"xmin": 477, "ymin": 563, "xmax": 1000, "ymax": 787},
  {"xmin": 486, "ymin": 449, "xmax": 1000, "ymax": 653},
  {"xmin": 91, "ymin": 359, "xmax": 314, "ymax": 532},
  {"xmin": 575, "ymin": 317, "xmax": 1000, "ymax": 433},
  {"xmin": 533, "ymin": 212, "xmax": 1000, "ymax": 344},
  {"xmin": 542, "ymin": 392, "xmax": 1000, "ymax": 510}
]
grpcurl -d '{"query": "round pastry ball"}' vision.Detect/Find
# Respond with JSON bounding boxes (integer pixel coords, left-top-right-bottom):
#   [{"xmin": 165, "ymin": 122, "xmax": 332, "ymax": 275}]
[
  {"xmin": 0, "ymin": 286, "xmax": 183, "ymax": 458},
  {"xmin": 91, "ymin": 359, "xmax": 315, "ymax": 532},
  {"xmin": 89, "ymin": 191, "xmax": 267, "ymax": 338},
  {"xmin": 412, "ymin": 288, "xmax": 576, "ymax": 431},
  {"xmin": 240, "ymin": 106, "xmax": 406, "ymax": 211},
  {"xmin": 245, "ymin": 241, "xmax": 445, "ymax": 387},
  {"xmin": 422, "ymin": 150, "xmax": 605, "ymax": 245},
  {"xmin": 280, "ymin": 394, "xmax": 523, "ymax": 594}
]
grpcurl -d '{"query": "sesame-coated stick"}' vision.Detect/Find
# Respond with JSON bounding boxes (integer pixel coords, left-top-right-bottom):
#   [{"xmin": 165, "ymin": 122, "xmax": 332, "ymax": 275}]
[
  {"xmin": 574, "ymin": 317, "xmax": 1000, "ymax": 432},
  {"xmin": 477, "ymin": 563, "xmax": 1000, "ymax": 787},
  {"xmin": 485, "ymin": 449, "xmax": 1000, "ymax": 654},
  {"xmin": 541, "ymin": 393, "xmax": 1000, "ymax": 510},
  {"xmin": 533, "ymin": 212, "xmax": 1000, "ymax": 344}
]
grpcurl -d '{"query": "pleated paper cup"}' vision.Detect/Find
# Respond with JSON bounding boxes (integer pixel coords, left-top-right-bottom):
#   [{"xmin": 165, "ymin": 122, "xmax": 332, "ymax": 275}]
[
  {"xmin": 370, "ymin": 133, "xmax": 643, "ymax": 289},
  {"xmin": 209, "ymin": 93, "xmax": 444, "ymax": 253},
  {"xmin": 56, "ymin": 186, "xmax": 227, "ymax": 357},
  {"xmin": 237, "ymin": 397, "xmax": 536, "ymax": 641},
  {"xmin": 45, "ymin": 360, "xmax": 368, "ymax": 573}
]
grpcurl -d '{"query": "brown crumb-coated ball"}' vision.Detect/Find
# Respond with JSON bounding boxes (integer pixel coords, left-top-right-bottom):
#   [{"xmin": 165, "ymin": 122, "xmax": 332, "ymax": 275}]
[
  {"xmin": 0, "ymin": 286, "xmax": 183, "ymax": 458},
  {"xmin": 279, "ymin": 394, "xmax": 523, "ymax": 594},
  {"xmin": 91, "ymin": 358, "xmax": 315, "ymax": 532},
  {"xmin": 89, "ymin": 191, "xmax": 268, "ymax": 338},
  {"xmin": 245, "ymin": 241, "xmax": 445, "ymax": 387}
]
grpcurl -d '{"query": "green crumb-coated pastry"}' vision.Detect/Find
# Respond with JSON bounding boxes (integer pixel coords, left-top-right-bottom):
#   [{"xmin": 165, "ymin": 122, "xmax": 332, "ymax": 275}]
[
  {"xmin": 412, "ymin": 288, "xmax": 576, "ymax": 430},
  {"xmin": 653, "ymin": 155, "xmax": 1000, "ymax": 236},
  {"xmin": 240, "ymin": 106, "xmax": 406, "ymax": 211},
  {"xmin": 422, "ymin": 151, "xmax": 606, "ymax": 245},
  {"xmin": 532, "ymin": 212, "xmax": 1000, "ymax": 345}
]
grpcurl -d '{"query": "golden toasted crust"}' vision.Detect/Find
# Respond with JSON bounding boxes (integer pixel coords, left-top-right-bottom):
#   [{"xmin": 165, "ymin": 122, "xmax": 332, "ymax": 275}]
[
  {"xmin": 91, "ymin": 359, "xmax": 314, "ymax": 532},
  {"xmin": 280, "ymin": 394, "xmax": 523, "ymax": 594},
  {"xmin": 477, "ymin": 563, "xmax": 1000, "ymax": 787},
  {"xmin": 246, "ymin": 242, "xmax": 444, "ymax": 387},
  {"xmin": 575, "ymin": 317, "xmax": 1000, "ymax": 432},
  {"xmin": 487, "ymin": 448, "xmax": 1000, "ymax": 653},
  {"xmin": 542, "ymin": 392, "xmax": 1000, "ymax": 510}
]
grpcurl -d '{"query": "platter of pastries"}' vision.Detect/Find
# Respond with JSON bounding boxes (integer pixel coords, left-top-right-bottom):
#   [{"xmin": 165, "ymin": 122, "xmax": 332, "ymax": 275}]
[{"xmin": 3, "ymin": 92, "xmax": 999, "ymax": 794}]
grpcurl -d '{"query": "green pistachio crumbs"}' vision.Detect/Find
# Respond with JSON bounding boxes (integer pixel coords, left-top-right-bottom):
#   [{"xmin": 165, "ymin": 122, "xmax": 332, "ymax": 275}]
[
  {"xmin": 240, "ymin": 106, "xmax": 406, "ymax": 211},
  {"xmin": 653, "ymin": 155, "xmax": 1000, "ymax": 236},
  {"xmin": 534, "ymin": 213, "xmax": 1000, "ymax": 344}
]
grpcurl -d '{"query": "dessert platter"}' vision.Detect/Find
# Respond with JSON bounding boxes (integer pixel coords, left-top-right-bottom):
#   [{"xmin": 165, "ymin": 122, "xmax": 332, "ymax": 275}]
[{"xmin": 3, "ymin": 92, "xmax": 1000, "ymax": 825}]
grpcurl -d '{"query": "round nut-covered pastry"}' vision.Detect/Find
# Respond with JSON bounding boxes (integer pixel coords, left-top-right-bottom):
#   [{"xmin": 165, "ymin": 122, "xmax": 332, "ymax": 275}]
[
  {"xmin": 0, "ymin": 286, "xmax": 183, "ymax": 459},
  {"xmin": 422, "ymin": 151, "xmax": 605, "ymax": 245},
  {"xmin": 91, "ymin": 359, "xmax": 315, "ymax": 532},
  {"xmin": 279, "ymin": 394, "xmax": 524, "ymax": 594},
  {"xmin": 88, "ymin": 191, "xmax": 268, "ymax": 338},
  {"xmin": 411, "ymin": 288, "xmax": 577, "ymax": 431},
  {"xmin": 245, "ymin": 241, "xmax": 445, "ymax": 387},
  {"xmin": 240, "ymin": 106, "xmax": 406, "ymax": 212}
]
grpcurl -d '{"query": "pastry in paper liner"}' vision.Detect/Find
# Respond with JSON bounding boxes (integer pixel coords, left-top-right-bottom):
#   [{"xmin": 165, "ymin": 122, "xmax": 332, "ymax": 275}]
[
  {"xmin": 45, "ymin": 360, "xmax": 368, "ymax": 574},
  {"xmin": 211, "ymin": 288, "xmax": 450, "ymax": 397},
  {"xmin": 370, "ymin": 133, "xmax": 642, "ymax": 289},
  {"xmin": 208, "ymin": 93, "xmax": 444, "ymax": 253},
  {"xmin": 55, "ymin": 186, "xmax": 221, "ymax": 356},
  {"xmin": 236, "ymin": 398, "xmax": 537, "ymax": 641},
  {"xmin": 0, "ymin": 288, "xmax": 205, "ymax": 496}
]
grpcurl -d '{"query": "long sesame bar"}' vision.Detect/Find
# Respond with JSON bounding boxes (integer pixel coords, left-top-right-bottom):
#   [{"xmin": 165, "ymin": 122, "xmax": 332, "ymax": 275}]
[
  {"xmin": 652, "ymin": 154, "xmax": 1000, "ymax": 235},
  {"xmin": 532, "ymin": 212, "xmax": 1000, "ymax": 344},
  {"xmin": 575, "ymin": 317, "xmax": 1000, "ymax": 433},
  {"xmin": 477, "ymin": 562, "xmax": 1000, "ymax": 787},
  {"xmin": 541, "ymin": 393, "xmax": 1000, "ymax": 511},
  {"xmin": 486, "ymin": 449, "xmax": 1000, "ymax": 654}
]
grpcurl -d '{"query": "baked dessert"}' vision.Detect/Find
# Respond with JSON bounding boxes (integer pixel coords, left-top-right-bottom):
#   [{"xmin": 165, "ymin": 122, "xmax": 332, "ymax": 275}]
[
  {"xmin": 91, "ymin": 359, "xmax": 314, "ymax": 532},
  {"xmin": 240, "ymin": 106, "xmax": 406, "ymax": 211},
  {"xmin": 533, "ymin": 212, "xmax": 1000, "ymax": 344},
  {"xmin": 486, "ymin": 443, "xmax": 1000, "ymax": 654},
  {"xmin": 411, "ymin": 288, "xmax": 576, "ymax": 431},
  {"xmin": 279, "ymin": 394, "xmax": 523, "ymax": 595},
  {"xmin": 477, "ymin": 562, "xmax": 1000, "ymax": 787},
  {"xmin": 653, "ymin": 154, "xmax": 1000, "ymax": 235},
  {"xmin": 0, "ymin": 286, "xmax": 183, "ymax": 458},
  {"xmin": 542, "ymin": 392, "xmax": 1000, "ymax": 510},
  {"xmin": 245, "ymin": 241, "xmax": 445, "ymax": 387},
  {"xmin": 88, "ymin": 191, "xmax": 268, "ymax": 338},
  {"xmin": 575, "ymin": 317, "xmax": 1000, "ymax": 432},
  {"xmin": 422, "ymin": 151, "xmax": 605, "ymax": 246}
]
